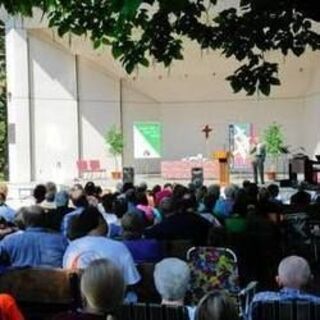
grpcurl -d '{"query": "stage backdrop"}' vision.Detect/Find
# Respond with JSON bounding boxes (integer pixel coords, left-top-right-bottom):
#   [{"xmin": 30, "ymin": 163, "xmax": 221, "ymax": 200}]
[
  {"xmin": 229, "ymin": 123, "xmax": 254, "ymax": 171},
  {"xmin": 133, "ymin": 122, "xmax": 162, "ymax": 159}
]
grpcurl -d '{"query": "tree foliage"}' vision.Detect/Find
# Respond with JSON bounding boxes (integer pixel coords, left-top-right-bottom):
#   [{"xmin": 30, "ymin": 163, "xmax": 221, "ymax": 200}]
[
  {"xmin": 105, "ymin": 126, "xmax": 124, "ymax": 157},
  {"xmin": 263, "ymin": 122, "xmax": 285, "ymax": 159},
  {"xmin": 1, "ymin": 0, "xmax": 320, "ymax": 95}
]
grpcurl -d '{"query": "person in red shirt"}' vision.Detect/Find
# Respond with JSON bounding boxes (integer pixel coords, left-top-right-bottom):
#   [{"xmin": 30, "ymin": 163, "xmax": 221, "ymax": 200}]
[{"xmin": 0, "ymin": 294, "xmax": 24, "ymax": 320}]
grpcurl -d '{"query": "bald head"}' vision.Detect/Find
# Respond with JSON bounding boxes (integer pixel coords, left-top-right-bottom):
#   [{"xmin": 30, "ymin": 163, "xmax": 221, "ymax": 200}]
[{"xmin": 277, "ymin": 256, "xmax": 311, "ymax": 289}]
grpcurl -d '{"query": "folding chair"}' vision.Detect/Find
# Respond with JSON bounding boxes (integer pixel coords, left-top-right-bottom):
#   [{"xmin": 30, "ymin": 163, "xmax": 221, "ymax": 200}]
[
  {"xmin": 89, "ymin": 160, "xmax": 106, "ymax": 179},
  {"xmin": 76, "ymin": 160, "xmax": 89, "ymax": 179},
  {"xmin": 186, "ymin": 247, "xmax": 257, "ymax": 318}
]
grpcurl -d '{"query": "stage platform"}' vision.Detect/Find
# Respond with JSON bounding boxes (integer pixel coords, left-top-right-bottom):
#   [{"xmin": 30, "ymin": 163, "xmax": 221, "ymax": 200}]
[{"xmin": 4, "ymin": 173, "xmax": 314, "ymax": 210}]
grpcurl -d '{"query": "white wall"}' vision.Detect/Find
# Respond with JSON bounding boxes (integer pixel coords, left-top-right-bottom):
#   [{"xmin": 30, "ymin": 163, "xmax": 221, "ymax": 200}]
[
  {"xmin": 120, "ymin": 92, "xmax": 305, "ymax": 173},
  {"xmin": 304, "ymin": 59, "xmax": 320, "ymax": 158},
  {"xmin": 122, "ymin": 83, "xmax": 161, "ymax": 173},
  {"xmin": 304, "ymin": 94, "xmax": 320, "ymax": 158},
  {"xmin": 78, "ymin": 57, "xmax": 121, "ymax": 172},
  {"xmin": 161, "ymin": 98, "xmax": 305, "ymax": 161},
  {"xmin": 5, "ymin": 26, "xmax": 32, "ymax": 183},
  {"xmin": 29, "ymin": 34, "xmax": 79, "ymax": 182},
  {"xmin": 26, "ymin": 34, "xmax": 122, "ymax": 181}
]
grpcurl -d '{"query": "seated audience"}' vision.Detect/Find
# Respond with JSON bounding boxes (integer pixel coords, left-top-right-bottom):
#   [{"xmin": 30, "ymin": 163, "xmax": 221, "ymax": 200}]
[
  {"xmin": 121, "ymin": 213, "xmax": 163, "ymax": 263},
  {"xmin": 135, "ymin": 191, "xmax": 155, "ymax": 224},
  {"xmin": 33, "ymin": 184, "xmax": 47, "ymax": 205},
  {"xmin": 155, "ymin": 186, "xmax": 172, "ymax": 207},
  {"xmin": 267, "ymin": 184, "xmax": 282, "ymax": 204},
  {"xmin": 144, "ymin": 193, "xmax": 211, "ymax": 245},
  {"xmin": 201, "ymin": 184, "xmax": 220, "ymax": 213},
  {"xmin": 84, "ymin": 182, "xmax": 97, "ymax": 197},
  {"xmin": 154, "ymin": 258, "xmax": 195, "ymax": 320},
  {"xmin": 98, "ymin": 193, "xmax": 117, "ymax": 225},
  {"xmin": 61, "ymin": 194, "xmax": 88, "ymax": 238},
  {"xmin": 290, "ymin": 184, "xmax": 311, "ymax": 209},
  {"xmin": 53, "ymin": 259, "xmax": 125, "ymax": 320},
  {"xmin": 41, "ymin": 182, "xmax": 57, "ymax": 209},
  {"xmin": 0, "ymin": 206, "xmax": 67, "ymax": 268},
  {"xmin": 214, "ymin": 186, "xmax": 237, "ymax": 220},
  {"xmin": 257, "ymin": 187, "xmax": 282, "ymax": 216},
  {"xmin": 0, "ymin": 192, "xmax": 15, "ymax": 224},
  {"xmin": 55, "ymin": 190, "xmax": 73, "ymax": 216},
  {"xmin": 63, "ymin": 206, "xmax": 140, "ymax": 288},
  {"xmin": 107, "ymin": 196, "xmax": 128, "ymax": 239},
  {"xmin": 195, "ymin": 291, "xmax": 239, "ymax": 320},
  {"xmin": 252, "ymin": 256, "xmax": 320, "ymax": 306},
  {"xmin": 0, "ymin": 294, "xmax": 24, "ymax": 320}
]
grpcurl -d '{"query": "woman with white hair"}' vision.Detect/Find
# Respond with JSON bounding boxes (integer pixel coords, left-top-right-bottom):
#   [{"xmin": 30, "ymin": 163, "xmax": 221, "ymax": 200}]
[
  {"xmin": 54, "ymin": 259, "xmax": 125, "ymax": 320},
  {"xmin": 154, "ymin": 258, "xmax": 196, "ymax": 320}
]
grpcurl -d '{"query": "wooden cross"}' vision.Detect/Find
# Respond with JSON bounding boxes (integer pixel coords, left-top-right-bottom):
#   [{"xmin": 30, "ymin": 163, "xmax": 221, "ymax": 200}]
[{"xmin": 202, "ymin": 125, "xmax": 213, "ymax": 140}]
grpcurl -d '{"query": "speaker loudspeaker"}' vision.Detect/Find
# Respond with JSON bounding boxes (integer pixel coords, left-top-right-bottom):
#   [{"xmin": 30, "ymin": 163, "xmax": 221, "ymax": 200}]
[
  {"xmin": 191, "ymin": 167, "xmax": 204, "ymax": 186},
  {"xmin": 123, "ymin": 167, "xmax": 135, "ymax": 184}
]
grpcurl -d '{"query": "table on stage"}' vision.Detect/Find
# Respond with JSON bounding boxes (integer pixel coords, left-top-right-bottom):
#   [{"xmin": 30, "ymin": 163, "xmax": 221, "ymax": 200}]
[{"xmin": 161, "ymin": 160, "xmax": 219, "ymax": 180}]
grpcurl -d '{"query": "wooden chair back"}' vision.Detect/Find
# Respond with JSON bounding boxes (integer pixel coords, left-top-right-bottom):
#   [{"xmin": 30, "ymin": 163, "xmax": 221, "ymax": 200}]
[
  {"xmin": 120, "ymin": 303, "xmax": 189, "ymax": 320},
  {"xmin": 252, "ymin": 301, "xmax": 320, "ymax": 320}
]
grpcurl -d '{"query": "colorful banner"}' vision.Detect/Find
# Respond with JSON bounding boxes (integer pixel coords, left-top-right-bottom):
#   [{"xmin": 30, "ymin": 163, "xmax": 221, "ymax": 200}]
[
  {"xmin": 229, "ymin": 123, "xmax": 253, "ymax": 169},
  {"xmin": 134, "ymin": 122, "xmax": 162, "ymax": 159}
]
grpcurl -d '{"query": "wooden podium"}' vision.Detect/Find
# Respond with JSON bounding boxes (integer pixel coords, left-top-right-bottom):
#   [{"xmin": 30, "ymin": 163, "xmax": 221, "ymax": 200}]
[{"xmin": 213, "ymin": 150, "xmax": 231, "ymax": 186}]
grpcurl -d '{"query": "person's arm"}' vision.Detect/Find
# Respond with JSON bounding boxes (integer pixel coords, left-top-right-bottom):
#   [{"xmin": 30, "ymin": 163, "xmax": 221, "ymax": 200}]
[
  {"xmin": 250, "ymin": 145, "xmax": 257, "ymax": 155},
  {"xmin": 0, "ymin": 237, "xmax": 11, "ymax": 266},
  {"xmin": 0, "ymin": 294, "xmax": 25, "ymax": 320}
]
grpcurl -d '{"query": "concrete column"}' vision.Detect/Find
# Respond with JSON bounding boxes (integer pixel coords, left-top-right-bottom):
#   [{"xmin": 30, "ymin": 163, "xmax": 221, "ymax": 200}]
[{"xmin": 5, "ymin": 21, "xmax": 33, "ymax": 183}]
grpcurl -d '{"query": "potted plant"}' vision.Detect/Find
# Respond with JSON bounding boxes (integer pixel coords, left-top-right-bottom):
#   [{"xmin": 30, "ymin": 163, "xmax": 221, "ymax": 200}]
[
  {"xmin": 105, "ymin": 126, "xmax": 124, "ymax": 180},
  {"xmin": 263, "ymin": 122, "xmax": 285, "ymax": 181}
]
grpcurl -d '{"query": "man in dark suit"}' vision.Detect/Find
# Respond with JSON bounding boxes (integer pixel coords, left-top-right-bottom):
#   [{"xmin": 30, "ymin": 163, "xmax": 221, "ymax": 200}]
[{"xmin": 250, "ymin": 137, "xmax": 267, "ymax": 185}]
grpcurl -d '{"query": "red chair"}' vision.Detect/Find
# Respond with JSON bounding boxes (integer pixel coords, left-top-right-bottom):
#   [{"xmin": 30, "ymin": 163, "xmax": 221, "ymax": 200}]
[
  {"xmin": 76, "ymin": 160, "xmax": 89, "ymax": 179},
  {"xmin": 89, "ymin": 160, "xmax": 106, "ymax": 179}
]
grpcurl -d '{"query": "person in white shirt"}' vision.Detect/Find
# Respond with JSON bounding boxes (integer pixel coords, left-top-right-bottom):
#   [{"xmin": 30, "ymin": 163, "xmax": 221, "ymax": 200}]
[
  {"xmin": 250, "ymin": 137, "xmax": 266, "ymax": 185},
  {"xmin": 63, "ymin": 206, "xmax": 140, "ymax": 288}
]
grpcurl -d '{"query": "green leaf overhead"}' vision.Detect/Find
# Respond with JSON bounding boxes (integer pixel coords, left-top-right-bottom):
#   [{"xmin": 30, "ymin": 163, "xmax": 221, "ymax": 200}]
[{"xmin": 1, "ymin": 0, "xmax": 320, "ymax": 96}]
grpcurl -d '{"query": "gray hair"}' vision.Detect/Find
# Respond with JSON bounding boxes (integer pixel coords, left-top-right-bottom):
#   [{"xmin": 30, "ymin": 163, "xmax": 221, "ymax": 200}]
[
  {"xmin": 278, "ymin": 256, "xmax": 311, "ymax": 288},
  {"xmin": 81, "ymin": 259, "xmax": 125, "ymax": 314},
  {"xmin": 154, "ymin": 258, "xmax": 190, "ymax": 301},
  {"xmin": 224, "ymin": 186, "xmax": 237, "ymax": 200}
]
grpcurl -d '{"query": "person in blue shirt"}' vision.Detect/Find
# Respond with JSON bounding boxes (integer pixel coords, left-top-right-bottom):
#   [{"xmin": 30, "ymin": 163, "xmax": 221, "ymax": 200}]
[
  {"xmin": 122, "ymin": 212, "xmax": 163, "ymax": 264},
  {"xmin": 250, "ymin": 256, "xmax": 320, "ymax": 319},
  {"xmin": 0, "ymin": 192, "xmax": 16, "ymax": 224},
  {"xmin": 213, "ymin": 186, "xmax": 237, "ymax": 220},
  {"xmin": 0, "ymin": 205, "xmax": 68, "ymax": 268},
  {"xmin": 61, "ymin": 194, "xmax": 88, "ymax": 238}
]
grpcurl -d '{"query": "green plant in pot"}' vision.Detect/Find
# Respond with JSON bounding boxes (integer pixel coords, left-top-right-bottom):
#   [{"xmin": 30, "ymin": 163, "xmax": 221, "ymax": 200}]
[
  {"xmin": 105, "ymin": 126, "xmax": 124, "ymax": 180},
  {"xmin": 263, "ymin": 123, "xmax": 285, "ymax": 181}
]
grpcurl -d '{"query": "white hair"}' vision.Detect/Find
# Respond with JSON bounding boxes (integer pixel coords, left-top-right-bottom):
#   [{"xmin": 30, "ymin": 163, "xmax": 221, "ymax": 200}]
[
  {"xmin": 154, "ymin": 258, "xmax": 190, "ymax": 301},
  {"xmin": 278, "ymin": 256, "xmax": 311, "ymax": 288}
]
